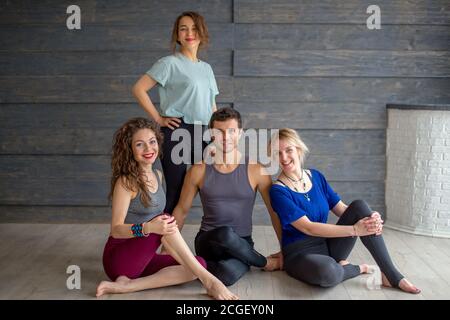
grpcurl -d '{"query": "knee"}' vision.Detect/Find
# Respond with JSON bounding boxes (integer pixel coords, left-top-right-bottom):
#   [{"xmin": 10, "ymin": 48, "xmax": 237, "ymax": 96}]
[
  {"xmin": 218, "ymin": 266, "xmax": 245, "ymax": 286},
  {"xmin": 161, "ymin": 228, "xmax": 180, "ymax": 242},
  {"xmin": 104, "ymin": 260, "xmax": 141, "ymax": 281},
  {"xmin": 221, "ymin": 275, "xmax": 239, "ymax": 287},
  {"xmin": 316, "ymin": 263, "xmax": 343, "ymax": 288},
  {"xmin": 109, "ymin": 270, "xmax": 140, "ymax": 281},
  {"xmin": 207, "ymin": 260, "xmax": 248, "ymax": 286},
  {"xmin": 347, "ymin": 199, "xmax": 372, "ymax": 218}
]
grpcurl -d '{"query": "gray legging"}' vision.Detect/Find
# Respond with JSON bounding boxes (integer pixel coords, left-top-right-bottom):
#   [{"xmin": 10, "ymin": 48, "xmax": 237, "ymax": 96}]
[{"xmin": 283, "ymin": 200, "xmax": 404, "ymax": 288}]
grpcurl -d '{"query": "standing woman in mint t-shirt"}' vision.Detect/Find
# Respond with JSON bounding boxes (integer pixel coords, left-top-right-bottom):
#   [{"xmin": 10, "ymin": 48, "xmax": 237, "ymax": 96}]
[{"xmin": 132, "ymin": 11, "xmax": 218, "ymax": 213}]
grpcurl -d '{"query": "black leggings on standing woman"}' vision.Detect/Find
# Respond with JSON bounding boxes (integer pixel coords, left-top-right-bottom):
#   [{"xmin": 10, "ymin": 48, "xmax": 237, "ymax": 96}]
[
  {"xmin": 160, "ymin": 119, "xmax": 208, "ymax": 213},
  {"xmin": 283, "ymin": 200, "xmax": 404, "ymax": 288}
]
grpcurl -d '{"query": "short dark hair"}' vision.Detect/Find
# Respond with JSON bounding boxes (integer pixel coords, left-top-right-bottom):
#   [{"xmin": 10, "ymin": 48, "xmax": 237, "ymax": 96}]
[{"xmin": 209, "ymin": 107, "xmax": 242, "ymax": 129}]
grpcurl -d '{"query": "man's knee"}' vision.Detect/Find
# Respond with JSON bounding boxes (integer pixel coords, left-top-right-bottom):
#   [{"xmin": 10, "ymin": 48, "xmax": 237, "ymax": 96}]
[
  {"xmin": 220, "ymin": 272, "xmax": 242, "ymax": 286},
  {"xmin": 211, "ymin": 260, "xmax": 248, "ymax": 286}
]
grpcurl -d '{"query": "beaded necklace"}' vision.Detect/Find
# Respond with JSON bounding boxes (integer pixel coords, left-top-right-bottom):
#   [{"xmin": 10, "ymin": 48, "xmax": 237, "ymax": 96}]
[{"xmin": 284, "ymin": 170, "xmax": 310, "ymax": 202}]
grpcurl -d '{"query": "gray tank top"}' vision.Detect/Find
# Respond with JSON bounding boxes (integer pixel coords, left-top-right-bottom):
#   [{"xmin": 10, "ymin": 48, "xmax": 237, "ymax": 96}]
[
  {"xmin": 124, "ymin": 170, "xmax": 166, "ymax": 224},
  {"xmin": 199, "ymin": 160, "xmax": 256, "ymax": 237}
]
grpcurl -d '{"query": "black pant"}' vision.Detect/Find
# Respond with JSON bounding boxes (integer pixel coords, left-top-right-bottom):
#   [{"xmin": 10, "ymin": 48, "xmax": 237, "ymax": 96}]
[
  {"xmin": 283, "ymin": 200, "xmax": 404, "ymax": 288},
  {"xmin": 161, "ymin": 119, "xmax": 208, "ymax": 213},
  {"xmin": 195, "ymin": 226, "xmax": 267, "ymax": 286}
]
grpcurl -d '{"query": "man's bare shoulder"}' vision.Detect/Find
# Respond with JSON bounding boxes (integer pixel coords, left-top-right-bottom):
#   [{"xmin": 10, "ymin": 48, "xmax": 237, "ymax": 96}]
[
  {"xmin": 248, "ymin": 161, "xmax": 272, "ymax": 178},
  {"xmin": 188, "ymin": 162, "xmax": 207, "ymax": 182}
]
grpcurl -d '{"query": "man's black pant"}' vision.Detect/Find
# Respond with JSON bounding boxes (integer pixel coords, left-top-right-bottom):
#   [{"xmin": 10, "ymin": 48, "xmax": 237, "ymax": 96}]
[{"xmin": 195, "ymin": 226, "xmax": 267, "ymax": 286}]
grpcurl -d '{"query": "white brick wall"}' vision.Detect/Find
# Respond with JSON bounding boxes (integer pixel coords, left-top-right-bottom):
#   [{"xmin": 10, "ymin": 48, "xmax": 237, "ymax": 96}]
[{"xmin": 385, "ymin": 109, "xmax": 450, "ymax": 238}]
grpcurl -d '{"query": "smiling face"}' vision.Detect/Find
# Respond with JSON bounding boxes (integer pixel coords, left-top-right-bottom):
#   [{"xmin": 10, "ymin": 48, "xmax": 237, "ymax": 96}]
[
  {"xmin": 131, "ymin": 128, "xmax": 159, "ymax": 166},
  {"xmin": 177, "ymin": 16, "xmax": 201, "ymax": 50},
  {"xmin": 276, "ymin": 138, "xmax": 303, "ymax": 174},
  {"xmin": 211, "ymin": 119, "xmax": 242, "ymax": 154}
]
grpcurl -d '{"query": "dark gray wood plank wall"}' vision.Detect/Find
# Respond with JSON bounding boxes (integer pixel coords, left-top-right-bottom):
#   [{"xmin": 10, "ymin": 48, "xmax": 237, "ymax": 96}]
[
  {"xmin": 234, "ymin": 0, "xmax": 450, "ymax": 223},
  {"xmin": 1, "ymin": 0, "xmax": 449, "ymax": 223}
]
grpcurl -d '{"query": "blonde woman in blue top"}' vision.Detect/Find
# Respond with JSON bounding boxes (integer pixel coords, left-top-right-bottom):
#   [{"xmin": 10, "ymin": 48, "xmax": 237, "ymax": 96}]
[
  {"xmin": 133, "ymin": 11, "xmax": 218, "ymax": 214},
  {"xmin": 269, "ymin": 128, "xmax": 420, "ymax": 294}
]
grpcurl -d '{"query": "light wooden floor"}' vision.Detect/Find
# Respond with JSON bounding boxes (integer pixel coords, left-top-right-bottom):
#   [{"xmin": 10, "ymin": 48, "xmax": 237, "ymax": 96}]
[{"xmin": 1, "ymin": 223, "xmax": 449, "ymax": 300}]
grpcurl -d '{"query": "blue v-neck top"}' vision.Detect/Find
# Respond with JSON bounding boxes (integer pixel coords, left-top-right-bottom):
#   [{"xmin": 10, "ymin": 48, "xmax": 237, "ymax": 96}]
[{"xmin": 269, "ymin": 169, "xmax": 341, "ymax": 247}]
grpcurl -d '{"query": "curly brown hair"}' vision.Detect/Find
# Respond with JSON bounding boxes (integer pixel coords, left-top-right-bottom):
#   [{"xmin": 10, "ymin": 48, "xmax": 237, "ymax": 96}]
[
  {"xmin": 109, "ymin": 117, "xmax": 164, "ymax": 208},
  {"xmin": 170, "ymin": 11, "xmax": 209, "ymax": 53}
]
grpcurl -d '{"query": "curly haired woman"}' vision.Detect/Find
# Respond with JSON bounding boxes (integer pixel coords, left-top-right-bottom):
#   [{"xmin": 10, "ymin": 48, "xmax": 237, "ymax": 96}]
[{"xmin": 96, "ymin": 118, "xmax": 237, "ymax": 300}]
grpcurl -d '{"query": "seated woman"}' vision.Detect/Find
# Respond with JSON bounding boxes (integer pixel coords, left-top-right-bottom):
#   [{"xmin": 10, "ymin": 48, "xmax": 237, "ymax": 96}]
[
  {"xmin": 268, "ymin": 128, "xmax": 420, "ymax": 294},
  {"xmin": 96, "ymin": 117, "xmax": 237, "ymax": 300}
]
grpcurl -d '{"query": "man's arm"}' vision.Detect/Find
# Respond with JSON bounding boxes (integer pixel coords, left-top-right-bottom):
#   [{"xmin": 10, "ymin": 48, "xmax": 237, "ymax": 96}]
[
  {"xmin": 253, "ymin": 164, "xmax": 282, "ymax": 245},
  {"xmin": 171, "ymin": 164, "xmax": 204, "ymax": 231}
]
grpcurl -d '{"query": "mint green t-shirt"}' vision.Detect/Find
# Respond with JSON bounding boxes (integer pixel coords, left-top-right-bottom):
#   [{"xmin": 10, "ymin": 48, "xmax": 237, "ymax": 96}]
[{"xmin": 146, "ymin": 53, "xmax": 219, "ymax": 125}]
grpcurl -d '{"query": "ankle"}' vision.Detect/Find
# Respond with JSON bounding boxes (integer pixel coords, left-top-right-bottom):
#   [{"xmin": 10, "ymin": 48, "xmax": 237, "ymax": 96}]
[{"xmin": 200, "ymin": 274, "xmax": 214, "ymax": 287}]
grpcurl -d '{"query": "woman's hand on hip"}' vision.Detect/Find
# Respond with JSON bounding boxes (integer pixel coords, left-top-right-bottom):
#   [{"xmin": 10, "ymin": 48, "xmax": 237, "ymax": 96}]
[{"xmin": 158, "ymin": 116, "xmax": 181, "ymax": 130}]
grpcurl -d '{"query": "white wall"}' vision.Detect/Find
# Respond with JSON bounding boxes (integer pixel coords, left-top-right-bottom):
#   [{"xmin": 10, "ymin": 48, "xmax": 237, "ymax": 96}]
[{"xmin": 385, "ymin": 108, "xmax": 450, "ymax": 237}]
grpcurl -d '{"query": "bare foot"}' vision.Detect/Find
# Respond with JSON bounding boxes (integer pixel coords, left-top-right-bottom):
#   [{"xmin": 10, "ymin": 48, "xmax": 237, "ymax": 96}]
[
  {"xmin": 96, "ymin": 275, "xmax": 131, "ymax": 297},
  {"xmin": 204, "ymin": 277, "xmax": 239, "ymax": 300},
  {"xmin": 398, "ymin": 278, "xmax": 421, "ymax": 294},
  {"xmin": 263, "ymin": 256, "xmax": 281, "ymax": 271},
  {"xmin": 381, "ymin": 273, "xmax": 421, "ymax": 294},
  {"xmin": 339, "ymin": 260, "xmax": 370, "ymax": 275},
  {"xmin": 359, "ymin": 264, "xmax": 371, "ymax": 274}
]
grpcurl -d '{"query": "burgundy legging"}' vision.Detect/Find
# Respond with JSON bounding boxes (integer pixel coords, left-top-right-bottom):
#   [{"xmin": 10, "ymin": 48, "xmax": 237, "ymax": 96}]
[{"xmin": 102, "ymin": 233, "xmax": 207, "ymax": 281}]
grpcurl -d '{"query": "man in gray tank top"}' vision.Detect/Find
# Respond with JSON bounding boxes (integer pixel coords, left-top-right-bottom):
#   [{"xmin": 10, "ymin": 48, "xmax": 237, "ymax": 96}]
[{"xmin": 172, "ymin": 108, "xmax": 282, "ymax": 285}]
